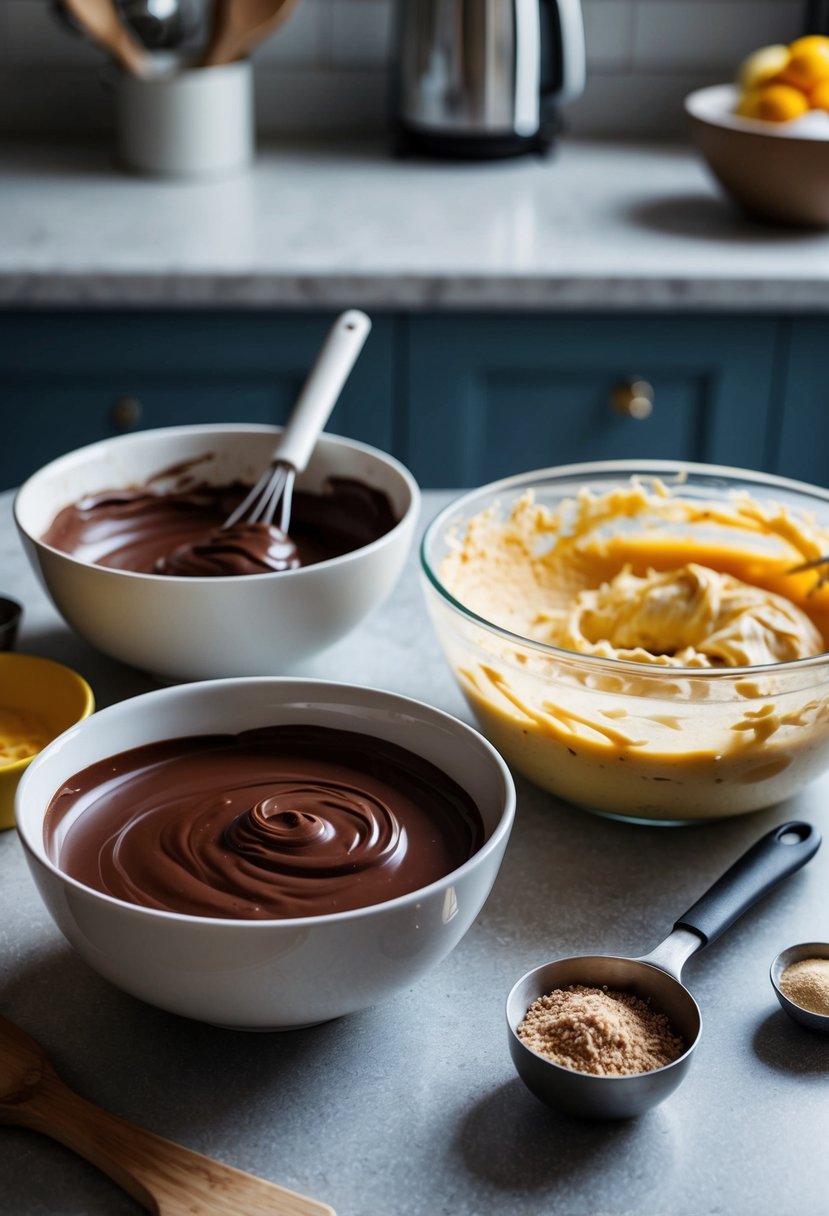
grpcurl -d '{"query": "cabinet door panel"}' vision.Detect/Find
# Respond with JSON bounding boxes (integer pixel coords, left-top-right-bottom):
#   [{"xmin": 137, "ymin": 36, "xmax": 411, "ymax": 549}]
[
  {"xmin": 0, "ymin": 313, "xmax": 394, "ymax": 490},
  {"xmin": 2, "ymin": 383, "xmax": 293, "ymax": 489},
  {"xmin": 454, "ymin": 369, "xmax": 705, "ymax": 485},
  {"xmin": 405, "ymin": 316, "xmax": 778, "ymax": 487},
  {"xmin": 774, "ymin": 319, "xmax": 829, "ymax": 489}
]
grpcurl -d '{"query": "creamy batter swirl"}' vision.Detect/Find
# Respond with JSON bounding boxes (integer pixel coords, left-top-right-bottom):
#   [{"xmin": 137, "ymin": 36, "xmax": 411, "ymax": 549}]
[
  {"xmin": 555, "ymin": 562, "xmax": 824, "ymax": 667},
  {"xmin": 45, "ymin": 726, "xmax": 483, "ymax": 919}
]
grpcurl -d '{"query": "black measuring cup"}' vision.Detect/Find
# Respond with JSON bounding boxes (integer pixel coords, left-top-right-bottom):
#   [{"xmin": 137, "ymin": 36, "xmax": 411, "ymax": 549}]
[{"xmin": 506, "ymin": 821, "xmax": 821, "ymax": 1119}]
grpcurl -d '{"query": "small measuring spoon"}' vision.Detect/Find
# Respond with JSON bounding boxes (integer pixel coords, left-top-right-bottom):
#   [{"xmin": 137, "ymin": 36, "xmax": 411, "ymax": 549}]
[
  {"xmin": 506, "ymin": 821, "xmax": 820, "ymax": 1120},
  {"xmin": 770, "ymin": 941, "xmax": 829, "ymax": 1034}
]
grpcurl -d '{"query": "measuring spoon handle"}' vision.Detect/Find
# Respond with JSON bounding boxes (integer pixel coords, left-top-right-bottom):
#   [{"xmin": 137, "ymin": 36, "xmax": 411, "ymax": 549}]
[{"xmin": 674, "ymin": 821, "xmax": 821, "ymax": 948}]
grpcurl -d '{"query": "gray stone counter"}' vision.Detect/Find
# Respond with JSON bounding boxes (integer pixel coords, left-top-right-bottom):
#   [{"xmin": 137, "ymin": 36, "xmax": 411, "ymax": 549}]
[
  {"xmin": 1, "ymin": 489, "xmax": 829, "ymax": 1216},
  {"xmin": 2, "ymin": 139, "xmax": 829, "ymax": 310}
]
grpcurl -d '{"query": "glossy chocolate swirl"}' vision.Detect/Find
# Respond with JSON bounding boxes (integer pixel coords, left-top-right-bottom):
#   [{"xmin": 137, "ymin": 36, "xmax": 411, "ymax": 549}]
[
  {"xmin": 42, "ymin": 477, "xmax": 397, "ymax": 577},
  {"xmin": 224, "ymin": 783, "xmax": 402, "ymax": 873},
  {"xmin": 45, "ymin": 725, "xmax": 484, "ymax": 920},
  {"xmin": 155, "ymin": 522, "xmax": 300, "ymax": 576}
]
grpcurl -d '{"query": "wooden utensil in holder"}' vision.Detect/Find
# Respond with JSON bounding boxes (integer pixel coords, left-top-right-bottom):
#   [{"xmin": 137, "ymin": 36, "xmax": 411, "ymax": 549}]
[
  {"xmin": 62, "ymin": 0, "xmax": 151, "ymax": 76},
  {"xmin": 201, "ymin": 0, "xmax": 301, "ymax": 67}
]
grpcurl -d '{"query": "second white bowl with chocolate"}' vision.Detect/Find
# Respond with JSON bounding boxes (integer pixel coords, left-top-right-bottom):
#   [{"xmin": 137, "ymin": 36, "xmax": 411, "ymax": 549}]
[
  {"xmin": 15, "ymin": 677, "xmax": 515, "ymax": 1030},
  {"xmin": 14, "ymin": 424, "xmax": 419, "ymax": 682}
]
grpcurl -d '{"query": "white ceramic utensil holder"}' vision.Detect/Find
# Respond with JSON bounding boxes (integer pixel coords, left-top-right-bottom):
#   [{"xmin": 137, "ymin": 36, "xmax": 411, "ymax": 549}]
[{"xmin": 116, "ymin": 60, "xmax": 254, "ymax": 179}]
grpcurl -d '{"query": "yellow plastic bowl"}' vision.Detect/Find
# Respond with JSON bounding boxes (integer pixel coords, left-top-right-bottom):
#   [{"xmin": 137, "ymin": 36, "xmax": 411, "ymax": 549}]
[{"xmin": 0, "ymin": 653, "xmax": 94, "ymax": 831}]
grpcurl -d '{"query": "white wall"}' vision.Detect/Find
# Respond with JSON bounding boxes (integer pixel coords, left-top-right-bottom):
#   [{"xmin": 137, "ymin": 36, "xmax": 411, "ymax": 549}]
[{"xmin": 0, "ymin": 0, "xmax": 805, "ymax": 137}]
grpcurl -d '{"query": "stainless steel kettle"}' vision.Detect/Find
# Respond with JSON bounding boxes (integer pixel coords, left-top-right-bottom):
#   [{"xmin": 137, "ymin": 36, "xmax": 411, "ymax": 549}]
[{"xmin": 392, "ymin": 0, "xmax": 586, "ymax": 158}]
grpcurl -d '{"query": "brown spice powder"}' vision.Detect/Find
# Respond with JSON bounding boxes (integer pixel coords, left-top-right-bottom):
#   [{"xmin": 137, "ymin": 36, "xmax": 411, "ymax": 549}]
[
  {"xmin": 779, "ymin": 958, "xmax": 829, "ymax": 1016},
  {"xmin": 518, "ymin": 983, "xmax": 685, "ymax": 1077}
]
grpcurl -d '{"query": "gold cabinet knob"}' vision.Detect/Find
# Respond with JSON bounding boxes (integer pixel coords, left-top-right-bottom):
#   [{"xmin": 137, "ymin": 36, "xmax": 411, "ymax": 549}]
[
  {"xmin": 111, "ymin": 395, "xmax": 142, "ymax": 430},
  {"xmin": 612, "ymin": 378, "xmax": 654, "ymax": 420}
]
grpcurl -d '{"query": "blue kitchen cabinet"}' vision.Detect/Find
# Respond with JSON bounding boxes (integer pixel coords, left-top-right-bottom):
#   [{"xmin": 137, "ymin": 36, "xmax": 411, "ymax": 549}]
[
  {"xmin": 0, "ymin": 310, "xmax": 799, "ymax": 493},
  {"xmin": 0, "ymin": 312, "xmax": 395, "ymax": 490},
  {"xmin": 403, "ymin": 315, "xmax": 780, "ymax": 486},
  {"xmin": 772, "ymin": 319, "xmax": 829, "ymax": 490}
]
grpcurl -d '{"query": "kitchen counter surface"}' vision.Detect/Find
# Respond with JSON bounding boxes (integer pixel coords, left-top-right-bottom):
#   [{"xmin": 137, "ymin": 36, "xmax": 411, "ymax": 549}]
[
  {"xmin": 2, "ymin": 487, "xmax": 829, "ymax": 1216},
  {"xmin": 3, "ymin": 138, "xmax": 829, "ymax": 311}
]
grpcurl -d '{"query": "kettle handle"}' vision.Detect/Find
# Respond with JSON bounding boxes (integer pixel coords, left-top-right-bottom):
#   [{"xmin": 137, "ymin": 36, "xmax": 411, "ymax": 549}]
[{"xmin": 540, "ymin": 0, "xmax": 586, "ymax": 105}]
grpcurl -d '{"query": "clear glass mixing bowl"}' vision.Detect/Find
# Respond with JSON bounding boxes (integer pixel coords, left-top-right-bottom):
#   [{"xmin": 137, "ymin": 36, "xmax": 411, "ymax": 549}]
[{"xmin": 421, "ymin": 461, "xmax": 829, "ymax": 824}]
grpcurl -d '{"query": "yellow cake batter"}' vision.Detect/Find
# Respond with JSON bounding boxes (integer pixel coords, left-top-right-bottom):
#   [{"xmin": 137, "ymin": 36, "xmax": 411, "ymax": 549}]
[
  {"xmin": 0, "ymin": 708, "xmax": 52, "ymax": 765},
  {"xmin": 438, "ymin": 479, "xmax": 829, "ymax": 820}
]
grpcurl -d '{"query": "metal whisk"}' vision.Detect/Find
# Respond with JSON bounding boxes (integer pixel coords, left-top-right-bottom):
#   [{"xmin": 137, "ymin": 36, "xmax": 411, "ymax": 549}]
[
  {"xmin": 787, "ymin": 555, "xmax": 829, "ymax": 576},
  {"xmin": 223, "ymin": 310, "xmax": 372, "ymax": 534}
]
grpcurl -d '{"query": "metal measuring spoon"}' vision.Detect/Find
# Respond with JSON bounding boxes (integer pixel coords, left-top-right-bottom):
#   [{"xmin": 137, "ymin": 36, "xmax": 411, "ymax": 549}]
[
  {"xmin": 771, "ymin": 942, "xmax": 829, "ymax": 1034},
  {"xmin": 506, "ymin": 821, "xmax": 821, "ymax": 1120}
]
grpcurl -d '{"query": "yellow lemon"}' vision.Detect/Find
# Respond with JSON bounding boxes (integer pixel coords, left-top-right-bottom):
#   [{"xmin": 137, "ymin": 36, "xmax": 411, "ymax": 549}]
[
  {"xmin": 737, "ymin": 44, "xmax": 790, "ymax": 91},
  {"xmin": 810, "ymin": 78, "xmax": 829, "ymax": 112},
  {"xmin": 788, "ymin": 34, "xmax": 829, "ymax": 56},
  {"xmin": 777, "ymin": 42, "xmax": 829, "ymax": 91},
  {"xmin": 737, "ymin": 83, "xmax": 811, "ymax": 123}
]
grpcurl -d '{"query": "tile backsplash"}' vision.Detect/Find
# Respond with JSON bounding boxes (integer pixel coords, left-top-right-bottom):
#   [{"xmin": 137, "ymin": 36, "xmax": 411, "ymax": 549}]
[{"xmin": 0, "ymin": 0, "xmax": 805, "ymax": 137}]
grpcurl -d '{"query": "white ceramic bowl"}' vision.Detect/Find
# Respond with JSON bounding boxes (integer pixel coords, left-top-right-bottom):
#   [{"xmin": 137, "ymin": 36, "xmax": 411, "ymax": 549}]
[
  {"xmin": 15, "ymin": 678, "xmax": 515, "ymax": 1030},
  {"xmin": 14, "ymin": 424, "xmax": 420, "ymax": 682}
]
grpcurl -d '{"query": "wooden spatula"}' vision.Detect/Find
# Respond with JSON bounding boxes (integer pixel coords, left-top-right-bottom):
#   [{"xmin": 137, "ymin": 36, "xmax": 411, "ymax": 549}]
[
  {"xmin": 201, "ymin": 0, "xmax": 301, "ymax": 68},
  {"xmin": 62, "ymin": 0, "xmax": 151, "ymax": 76},
  {"xmin": 0, "ymin": 1015, "xmax": 335, "ymax": 1216}
]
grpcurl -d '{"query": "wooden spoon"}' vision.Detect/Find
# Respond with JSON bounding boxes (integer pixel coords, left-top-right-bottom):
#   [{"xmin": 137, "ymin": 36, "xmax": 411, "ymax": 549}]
[
  {"xmin": 201, "ymin": 0, "xmax": 301, "ymax": 68},
  {"xmin": 0, "ymin": 1015, "xmax": 335, "ymax": 1216},
  {"xmin": 62, "ymin": 0, "xmax": 151, "ymax": 76}
]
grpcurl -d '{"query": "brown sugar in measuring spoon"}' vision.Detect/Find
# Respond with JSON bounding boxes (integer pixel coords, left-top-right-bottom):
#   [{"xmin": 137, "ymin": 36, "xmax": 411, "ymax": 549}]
[
  {"xmin": 0, "ymin": 1014, "xmax": 334, "ymax": 1215},
  {"xmin": 507, "ymin": 821, "xmax": 820, "ymax": 1120}
]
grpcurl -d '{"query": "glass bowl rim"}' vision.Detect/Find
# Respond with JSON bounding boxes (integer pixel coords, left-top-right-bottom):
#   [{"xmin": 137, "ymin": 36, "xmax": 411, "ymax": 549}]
[{"xmin": 420, "ymin": 458, "xmax": 829, "ymax": 682}]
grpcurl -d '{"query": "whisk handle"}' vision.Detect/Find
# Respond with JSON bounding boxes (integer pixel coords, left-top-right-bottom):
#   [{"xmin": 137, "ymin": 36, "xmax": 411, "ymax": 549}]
[{"xmin": 276, "ymin": 310, "xmax": 372, "ymax": 473}]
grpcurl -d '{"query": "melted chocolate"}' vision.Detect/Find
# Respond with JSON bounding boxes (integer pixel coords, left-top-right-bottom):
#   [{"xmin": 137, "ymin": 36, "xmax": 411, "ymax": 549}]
[
  {"xmin": 42, "ymin": 478, "xmax": 397, "ymax": 577},
  {"xmin": 157, "ymin": 522, "xmax": 300, "ymax": 576},
  {"xmin": 45, "ymin": 725, "xmax": 484, "ymax": 920}
]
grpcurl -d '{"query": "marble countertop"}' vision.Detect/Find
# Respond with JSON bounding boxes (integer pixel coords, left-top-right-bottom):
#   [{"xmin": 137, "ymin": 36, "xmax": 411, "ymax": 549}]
[
  {"xmin": 2, "ymin": 487, "xmax": 829, "ymax": 1216},
  {"xmin": 3, "ymin": 138, "xmax": 829, "ymax": 310}
]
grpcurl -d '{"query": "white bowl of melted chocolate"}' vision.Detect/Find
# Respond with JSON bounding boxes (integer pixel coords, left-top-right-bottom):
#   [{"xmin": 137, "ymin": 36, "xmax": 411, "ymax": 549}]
[
  {"xmin": 14, "ymin": 677, "xmax": 515, "ymax": 1030},
  {"xmin": 14, "ymin": 424, "xmax": 419, "ymax": 681},
  {"xmin": 422, "ymin": 460, "xmax": 829, "ymax": 823}
]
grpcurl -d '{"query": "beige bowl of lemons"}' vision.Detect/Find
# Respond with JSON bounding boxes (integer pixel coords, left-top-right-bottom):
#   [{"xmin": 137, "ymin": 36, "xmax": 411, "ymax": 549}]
[
  {"xmin": 0, "ymin": 653, "xmax": 94, "ymax": 831},
  {"xmin": 686, "ymin": 35, "xmax": 829, "ymax": 226}
]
